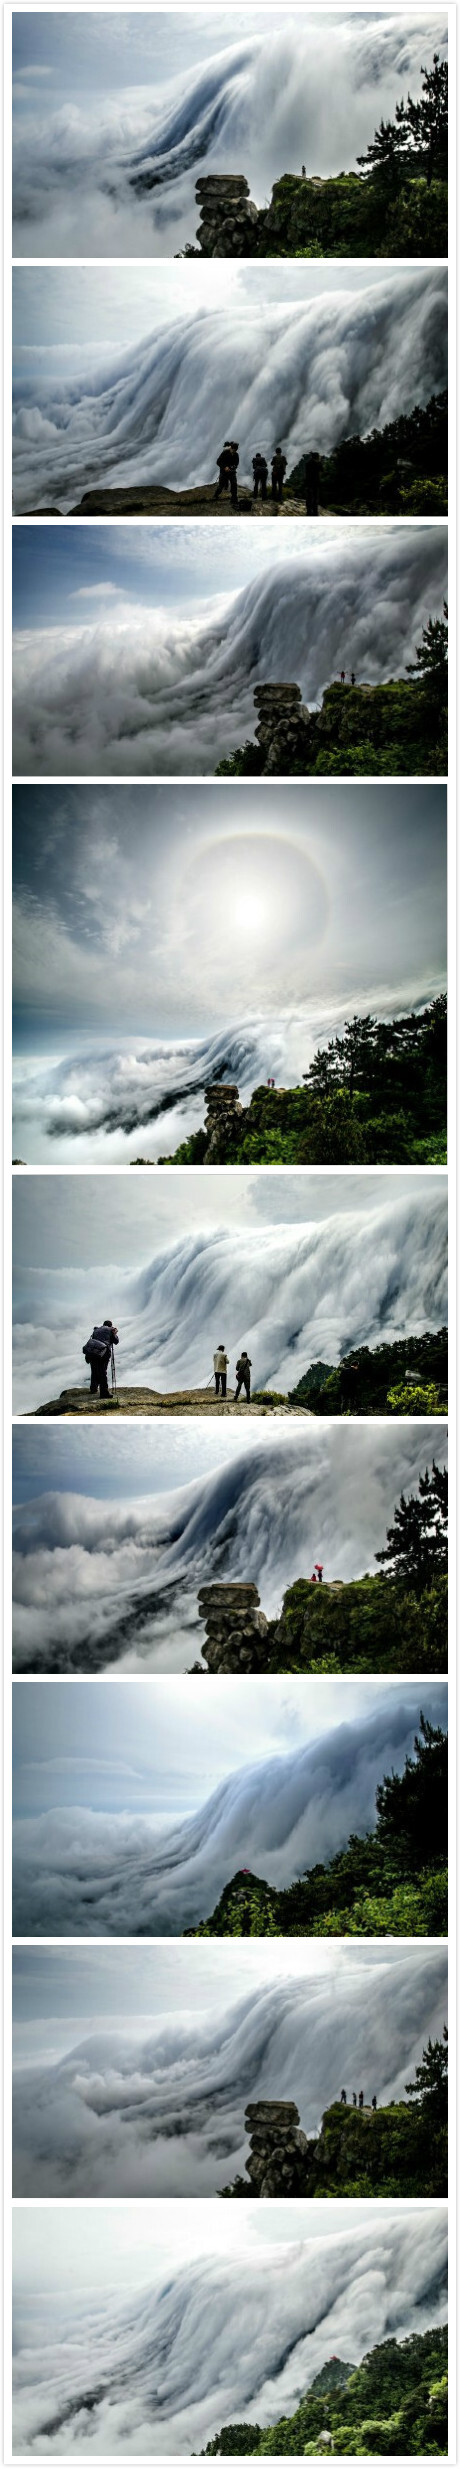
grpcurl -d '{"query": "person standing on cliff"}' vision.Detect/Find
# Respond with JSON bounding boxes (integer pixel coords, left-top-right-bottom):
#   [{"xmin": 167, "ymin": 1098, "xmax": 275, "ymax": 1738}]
[
  {"xmin": 234, "ymin": 1349, "xmax": 252, "ymax": 1402},
  {"xmin": 252, "ymin": 452, "xmax": 268, "ymax": 500},
  {"xmin": 215, "ymin": 442, "xmax": 239, "ymax": 506},
  {"xmin": 213, "ymin": 1343, "xmax": 229, "ymax": 1396},
  {"xmin": 83, "ymin": 1318, "xmax": 119, "ymax": 1398},
  {"xmin": 271, "ymin": 446, "xmax": 287, "ymax": 502}
]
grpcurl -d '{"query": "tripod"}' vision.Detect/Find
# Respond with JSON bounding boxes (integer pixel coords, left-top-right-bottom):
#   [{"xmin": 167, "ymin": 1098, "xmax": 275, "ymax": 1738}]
[{"xmin": 111, "ymin": 1344, "xmax": 117, "ymax": 1398}]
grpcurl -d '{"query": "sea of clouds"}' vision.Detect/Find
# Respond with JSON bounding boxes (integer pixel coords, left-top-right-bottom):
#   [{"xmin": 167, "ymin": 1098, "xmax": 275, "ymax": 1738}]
[
  {"xmin": 12, "ymin": 1181, "xmax": 447, "ymax": 1415},
  {"xmin": 13, "ymin": 1949, "xmax": 447, "ymax": 2196},
  {"xmin": 12, "ymin": 269, "xmax": 447, "ymax": 511},
  {"xmin": 12, "ymin": 2208, "xmax": 448, "ymax": 2452},
  {"xmin": 12, "ymin": 526, "xmax": 447, "ymax": 776},
  {"xmin": 12, "ymin": 13, "xmax": 447, "ymax": 256},
  {"xmin": 12, "ymin": 1423, "xmax": 446, "ymax": 1675},
  {"xmin": 12, "ymin": 1685, "xmax": 446, "ymax": 1936},
  {"xmin": 14, "ymin": 989, "xmax": 444, "ymax": 1167}
]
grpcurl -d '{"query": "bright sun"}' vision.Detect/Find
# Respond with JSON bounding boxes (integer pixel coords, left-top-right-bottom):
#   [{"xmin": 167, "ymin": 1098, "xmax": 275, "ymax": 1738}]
[{"xmin": 181, "ymin": 831, "xmax": 328, "ymax": 966}]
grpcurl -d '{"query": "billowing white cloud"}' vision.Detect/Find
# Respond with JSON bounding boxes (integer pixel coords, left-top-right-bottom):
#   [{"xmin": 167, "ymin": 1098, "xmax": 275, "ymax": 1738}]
[
  {"xmin": 13, "ymin": 269, "xmax": 447, "ymax": 511},
  {"xmin": 12, "ymin": 1685, "xmax": 446, "ymax": 1935},
  {"xmin": 12, "ymin": 525, "xmax": 447, "ymax": 776},
  {"xmin": 12, "ymin": 1422, "xmax": 447, "ymax": 1674},
  {"xmin": 12, "ymin": 1180, "xmax": 447, "ymax": 1413},
  {"xmin": 13, "ymin": 1947, "xmax": 447, "ymax": 2195},
  {"xmin": 12, "ymin": 12, "xmax": 447, "ymax": 257},
  {"xmin": 12, "ymin": 2206, "xmax": 448, "ymax": 2452}
]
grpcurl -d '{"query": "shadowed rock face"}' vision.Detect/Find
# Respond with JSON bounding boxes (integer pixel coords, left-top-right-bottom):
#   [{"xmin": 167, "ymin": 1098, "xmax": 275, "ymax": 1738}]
[
  {"xmin": 189, "ymin": 1580, "xmax": 270, "ymax": 1672},
  {"xmin": 253, "ymin": 681, "xmax": 312, "ymax": 772},
  {"xmin": 194, "ymin": 173, "xmax": 261, "ymax": 255},
  {"xmin": 222, "ymin": 2099, "xmax": 312, "ymax": 2196},
  {"xmin": 204, "ymin": 1084, "xmax": 244, "ymax": 1159}
]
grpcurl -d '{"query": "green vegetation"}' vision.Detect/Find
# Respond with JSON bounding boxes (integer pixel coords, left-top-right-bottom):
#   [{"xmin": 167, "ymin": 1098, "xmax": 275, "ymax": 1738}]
[
  {"xmin": 216, "ymin": 610, "xmax": 448, "ymax": 779},
  {"xmin": 267, "ymin": 1459, "xmax": 447, "ymax": 1674},
  {"xmin": 201, "ymin": 2324, "xmax": 448, "ymax": 2454},
  {"xmin": 257, "ymin": 54, "xmax": 447, "ymax": 258},
  {"xmin": 287, "ymin": 392, "xmax": 447, "ymax": 516},
  {"xmin": 222, "ymin": 2030, "xmax": 447, "ymax": 2198},
  {"xmin": 268, "ymin": 1574, "xmax": 447, "ymax": 1676},
  {"xmin": 289, "ymin": 1328, "xmax": 448, "ymax": 1416},
  {"xmin": 162, "ymin": 1000, "xmax": 447, "ymax": 1168},
  {"xmin": 186, "ymin": 1712, "xmax": 447, "ymax": 1938}
]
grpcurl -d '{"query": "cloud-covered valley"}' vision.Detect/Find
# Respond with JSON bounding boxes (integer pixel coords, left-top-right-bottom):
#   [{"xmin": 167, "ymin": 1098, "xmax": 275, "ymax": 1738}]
[
  {"xmin": 13, "ymin": 268, "xmax": 447, "ymax": 512},
  {"xmin": 13, "ymin": 1947, "xmax": 446, "ymax": 2195},
  {"xmin": 12, "ymin": 1684, "xmax": 446, "ymax": 1936},
  {"xmin": 12, "ymin": 11, "xmax": 447, "ymax": 256},
  {"xmin": 12, "ymin": 2206, "xmax": 448, "ymax": 2452},
  {"xmin": 12, "ymin": 1422, "xmax": 447, "ymax": 1674},
  {"xmin": 12, "ymin": 524, "xmax": 447, "ymax": 776}
]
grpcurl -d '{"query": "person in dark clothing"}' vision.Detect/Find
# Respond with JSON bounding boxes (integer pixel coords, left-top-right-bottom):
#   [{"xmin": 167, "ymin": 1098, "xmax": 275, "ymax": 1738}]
[
  {"xmin": 314, "ymin": 1562, "xmax": 324, "ymax": 1583},
  {"xmin": 215, "ymin": 442, "xmax": 239, "ymax": 505},
  {"xmin": 271, "ymin": 446, "xmax": 287, "ymax": 502},
  {"xmin": 340, "ymin": 669, "xmax": 345, "ymax": 682},
  {"xmin": 351, "ymin": 670, "xmax": 356, "ymax": 686},
  {"xmin": 359, "ymin": 2090, "xmax": 364, "ymax": 2109},
  {"xmin": 83, "ymin": 1319, "xmax": 119, "ymax": 1397},
  {"xmin": 235, "ymin": 1350, "xmax": 252, "ymax": 1401},
  {"xmin": 252, "ymin": 453, "xmax": 268, "ymax": 500},
  {"xmin": 304, "ymin": 451, "xmax": 320, "ymax": 515},
  {"xmin": 340, "ymin": 2088, "xmax": 347, "ymax": 2105}
]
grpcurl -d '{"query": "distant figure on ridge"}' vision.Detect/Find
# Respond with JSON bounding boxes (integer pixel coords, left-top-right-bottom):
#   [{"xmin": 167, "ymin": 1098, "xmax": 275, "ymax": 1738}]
[
  {"xmin": 340, "ymin": 2088, "xmax": 347, "ymax": 2105},
  {"xmin": 253, "ymin": 452, "xmax": 268, "ymax": 500},
  {"xmin": 82, "ymin": 1318, "xmax": 119, "ymax": 1398},
  {"xmin": 271, "ymin": 446, "xmax": 287, "ymax": 502},
  {"xmin": 215, "ymin": 441, "xmax": 239, "ymax": 505},
  {"xmin": 213, "ymin": 1342, "xmax": 229, "ymax": 1397},
  {"xmin": 235, "ymin": 1349, "xmax": 252, "ymax": 1402}
]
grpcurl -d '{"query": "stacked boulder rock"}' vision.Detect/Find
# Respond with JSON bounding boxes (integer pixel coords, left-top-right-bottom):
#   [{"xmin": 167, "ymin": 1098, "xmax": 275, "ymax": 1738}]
[
  {"xmin": 195, "ymin": 174, "xmax": 261, "ymax": 254},
  {"xmin": 204, "ymin": 1084, "xmax": 244, "ymax": 1159},
  {"xmin": 253, "ymin": 682, "xmax": 312, "ymax": 773},
  {"xmin": 223, "ymin": 2101, "xmax": 312, "ymax": 2197},
  {"xmin": 189, "ymin": 1581, "xmax": 270, "ymax": 1673}
]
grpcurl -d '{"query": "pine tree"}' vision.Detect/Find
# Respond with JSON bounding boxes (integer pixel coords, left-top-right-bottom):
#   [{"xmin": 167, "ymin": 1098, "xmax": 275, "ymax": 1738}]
[
  {"xmin": 406, "ymin": 2026, "xmax": 448, "ymax": 2125},
  {"xmin": 375, "ymin": 1460, "xmax": 447, "ymax": 1591},
  {"xmin": 402, "ymin": 55, "xmax": 448, "ymax": 185},
  {"xmin": 406, "ymin": 604, "xmax": 448, "ymax": 696},
  {"xmin": 357, "ymin": 116, "xmax": 405, "ymax": 190}
]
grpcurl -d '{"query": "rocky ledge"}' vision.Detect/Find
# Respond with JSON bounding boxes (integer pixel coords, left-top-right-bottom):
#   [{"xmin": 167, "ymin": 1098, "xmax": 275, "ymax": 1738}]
[{"xmin": 30, "ymin": 1386, "xmax": 311, "ymax": 1418}]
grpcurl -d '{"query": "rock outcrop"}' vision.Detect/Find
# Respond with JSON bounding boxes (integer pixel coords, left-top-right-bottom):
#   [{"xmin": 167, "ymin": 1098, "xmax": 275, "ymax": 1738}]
[
  {"xmin": 194, "ymin": 174, "xmax": 261, "ymax": 255},
  {"xmin": 222, "ymin": 2101, "xmax": 311, "ymax": 2197},
  {"xmin": 204, "ymin": 1084, "xmax": 244, "ymax": 1158},
  {"xmin": 253, "ymin": 682, "xmax": 312, "ymax": 772},
  {"xmin": 31, "ymin": 1387, "xmax": 308, "ymax": 1419},
  {"xmin": 189, "ymin": 1581, "xmax": 270, "ymax": 1674}
]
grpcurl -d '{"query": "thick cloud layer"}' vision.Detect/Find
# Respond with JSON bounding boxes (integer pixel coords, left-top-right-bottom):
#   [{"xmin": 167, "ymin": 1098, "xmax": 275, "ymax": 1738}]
[
  {"xmin": 12, "ymin": 1949, "xmax": 447, "ymax": 2195},
  {"xmin": 12, "ymin": 2209, "xmax": 448, "ymax": 2453},
  {"xmin": 12, "ymin": 1425, "xmax": 447, "ymax": 1674},
  {"xmin": 12, "ymin": 13, "xmax": 447, "ymax": 257},
  {"xmin": 14, "ymin": 991, "xmax": 446, "ymax": 1167},
  {"xmin": 12, "ymin": 1687, "xmax": 446, "ymax": 1935},
  {"xmin": 12, "ymin": 525, "xmax": 447, "ymax": 776},
  {"xmin": 12, "ymin": 1181, "xmax": 447, "ymax": 1414},
  {"xmin": 12, "ymin": 270, "xmax": 447, "ymax": 512}
]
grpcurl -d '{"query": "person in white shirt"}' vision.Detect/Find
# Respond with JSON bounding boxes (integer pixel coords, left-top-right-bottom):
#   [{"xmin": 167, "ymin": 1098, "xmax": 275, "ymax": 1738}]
[{"xmin": 213, "ymin": 1343, "xmax": 229, "ymax": 1397}]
